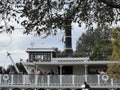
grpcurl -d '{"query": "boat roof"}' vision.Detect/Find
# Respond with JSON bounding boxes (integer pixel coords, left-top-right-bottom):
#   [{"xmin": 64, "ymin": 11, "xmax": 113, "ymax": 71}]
[
  {"xmin": 26, "ymin": 47, "xmax": 56, "ymax": 52},
  {"xmin": 23, "ymin": 57, "xmax": 119, "ymax": 65},
  {"xmin": 23, "ymin": 60, "xmax": 118, "ymax": 66}
]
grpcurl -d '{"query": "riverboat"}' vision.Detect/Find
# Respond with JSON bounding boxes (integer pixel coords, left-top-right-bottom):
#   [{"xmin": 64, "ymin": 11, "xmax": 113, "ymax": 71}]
[{"xmin": 0, "ymin": 47, "xmax": 119, "ymax": 90}]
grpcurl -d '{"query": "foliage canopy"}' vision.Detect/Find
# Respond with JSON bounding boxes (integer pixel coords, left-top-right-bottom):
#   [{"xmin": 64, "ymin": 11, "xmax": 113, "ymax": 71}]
[
  {"xmin": 107, "ymin": 27, "xmax": 120, "ymax": 78},
  {"xmin": 75, "ymin": 26, "xmax": 111, "ymax": 57},
  {"xmin": 90, "ymin": 39, "xmax": 112, "ymax": 61},
  {"xmin": 0, "ymin": 0, "xmax": 119, "ymax": 36}
]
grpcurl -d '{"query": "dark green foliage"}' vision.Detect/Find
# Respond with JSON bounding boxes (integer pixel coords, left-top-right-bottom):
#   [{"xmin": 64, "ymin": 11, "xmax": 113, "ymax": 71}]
[
  {"xmin": 16, "ymin": 62, "xmax": 28, "ymax": 74},
  {"xmin": 20, "ymin": 0, "xmax": 120, "ymax": 36},
  {"xmin": 0, "ymin": 0, "xmax": 119, "ymax": 36},
  {"xmin": 7, "ymin": 62, "xmax": 27, "ymax": 74},
  {"xmin": 89, "ymin": 39, "xmax": 113, "ymax": 60},
  {"xmin": 75, "ymin": 26, "xmax": 111, "ymax": 57}
]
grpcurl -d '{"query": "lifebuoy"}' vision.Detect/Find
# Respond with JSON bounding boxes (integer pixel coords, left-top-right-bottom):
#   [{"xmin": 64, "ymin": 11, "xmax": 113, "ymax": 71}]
[
  {"xmin": 102, "ymin": 75, "xmax": 109, "ymax": 81},
  {"xmin": 3, "ymin": 74, "xmax": 9, "ymax": 81}
]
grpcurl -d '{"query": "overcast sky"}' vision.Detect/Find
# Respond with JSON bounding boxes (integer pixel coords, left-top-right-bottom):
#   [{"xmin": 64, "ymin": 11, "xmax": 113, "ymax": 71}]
[{"xmin": 0, "ymin": 19, "xmax": 87, "ymax": 68}]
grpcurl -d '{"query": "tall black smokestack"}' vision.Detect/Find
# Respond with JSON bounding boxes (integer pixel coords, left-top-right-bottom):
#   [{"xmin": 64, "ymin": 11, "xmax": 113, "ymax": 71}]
[{"xmin": 64, "ymin": 18, "xmax": 73, "ymax": 57}]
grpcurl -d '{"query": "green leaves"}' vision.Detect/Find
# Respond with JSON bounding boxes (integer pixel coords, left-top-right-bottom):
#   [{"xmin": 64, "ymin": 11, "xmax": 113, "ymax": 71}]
[
  {"xmin": 107, "ymin": 27, "xmax": 120, "ymax": 78},
  {"xmin": 0, "ymin": 0, "xmax": 119, "ymax": 36},
  {"xmin": 90, "ymin": 39, "xmax": 112, "ymax": 61},
  {"xmin": 18, "ymin": 0, "xmax": 120, "ymax": 36},
  {"xmin": 75, "ymin": 26, "xmax": 111, "ymax": 57}
]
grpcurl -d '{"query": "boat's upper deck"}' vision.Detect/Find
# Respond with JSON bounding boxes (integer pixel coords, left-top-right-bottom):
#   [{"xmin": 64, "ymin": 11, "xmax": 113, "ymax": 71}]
[
  {"xmin": 25, "ymin": 47, "xmax": 118, "ymax": 65},
  {"xmin": 24, "ymin": 56, "xmax": 118, "ymax": 66}
]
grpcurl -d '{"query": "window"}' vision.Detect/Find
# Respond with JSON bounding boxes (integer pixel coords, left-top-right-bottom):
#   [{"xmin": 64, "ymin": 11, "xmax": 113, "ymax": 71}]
[{"xmin": 29, "ymin": 52, "xmax": 51, "ymax": 62}]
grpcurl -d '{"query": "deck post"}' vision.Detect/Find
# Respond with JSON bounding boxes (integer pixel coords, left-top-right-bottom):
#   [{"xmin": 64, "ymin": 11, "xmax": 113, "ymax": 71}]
[
  {"xmin": 85, "ymin": 75, "xmax": 87, "ymax": 82},
  {"xmin": 72, "ymin": 75, "xmax": 75, "ymax": 86},
  {"xmin": 34, "ymin": 88, "xmax": 37, "ymax": 90},
  {"xmin": 35, "ymin": 75, "xmax": 38, "ymax": 86},
  {"xmin": 11, "ymin": 75, "xmax": 13, "ymax": 85},
  {"xmin": 47, "ymin": 75, "xmax": 50, "ymax": 86},
  {"xmin": 85, "ymin": 65, "xmax": 88, "ymax": 82},
  {"xmin": 59, "ymin": 65, "xmax": 63, "ymax": 75},
  {"xmin": 23, "ymin": 75, "xmax": 25, "ymax": 85},
  {"xmin": 98, "ymin": 74, "xmax": 100, "ymax": 85},
  {"xmin": 60, "ymin": 75, "xmax": 62, "ymax": 86},
  {"xmin": 85, "ymin": 65, "xmax": 87, "ymax": 75},
  {"xmin": 111, "ymin": 78, "xmax": 113, "ymax": 86},
  {"xmin": 9, "ymin": 88, "xmax": 12, "ymax": 90}
]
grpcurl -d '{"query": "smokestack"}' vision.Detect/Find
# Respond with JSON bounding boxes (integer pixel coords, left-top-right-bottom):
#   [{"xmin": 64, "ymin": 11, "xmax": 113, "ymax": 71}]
[{"xmin": 64, "ymin": 19, "xmax": 73, "ymax": 57}]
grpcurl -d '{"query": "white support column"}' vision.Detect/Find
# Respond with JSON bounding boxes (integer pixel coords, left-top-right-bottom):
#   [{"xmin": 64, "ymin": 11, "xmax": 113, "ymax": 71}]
[
  {"xmin": 72, "ymin": 75, "xmax": 75, "ymax": 86},
  {"xmin": 85, "ymin": 65, "xmax": 88, "ymax": 82},
  {"xmin": 51, "ymin": 52, "xmax": 52, "ymax": 59},
  {"xmin": 97, "ymin": 74, "xmax": 100, "ymax": 85},
  {"xmin": 11, "ymin": 75, "xmax": 13, "ymax": 85},
  {"xmin": 47, "ymin": 75, "xmax": 50, "ymax": 86},
  {"xmin": 0, "ymin": 75, "xmax": 1, "ymax": 84},
  {"xmin": 23, "ymin": 75, "xmax": 25, "ymax": 85},
  {"xmin": 9, "ymin": 88, "xmax": 12, "ymax": 90},
  {"xmin": 85, "ymin": 75, "xmax": 87, "ymax": 82},
  {"xmin": 35, "ymin": 64, "xmax": 38, "ymax": 74},
  {"xmin": 34, "ymin": 88, "xmax": 37, "ymax": 90},
  {"xmin": 59, "ymin": 65, "xmax": 63, "ymax": 86},
  {"xmin": 111, "ymin": 78, "xmax": 114, "ymax": 86},
  {"xmin": 60, "ymin": 75, "xmax": 62, "ymax": 86},
  {"xmin": 85, "ymin": 65, "xmax": 87, "ymax": 75},
  {"xmin": 35, "ymin": 74, "xmax": 38, "ymax": 86},
  {"xmin": 59, "ymin": 65, "xmax": 63, "ymax": 75}
]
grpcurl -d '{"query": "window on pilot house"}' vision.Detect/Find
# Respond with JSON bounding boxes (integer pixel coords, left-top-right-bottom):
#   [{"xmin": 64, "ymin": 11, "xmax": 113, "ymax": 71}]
[{"xmin": 30, "ymin": 53, "xmax": 51, "ymax": 62}]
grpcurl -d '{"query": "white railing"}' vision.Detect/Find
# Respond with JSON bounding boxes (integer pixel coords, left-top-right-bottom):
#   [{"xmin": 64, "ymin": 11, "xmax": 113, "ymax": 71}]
[{"xmin": 0, "ymin": 74, "xmax": 120, "ymax": 89}]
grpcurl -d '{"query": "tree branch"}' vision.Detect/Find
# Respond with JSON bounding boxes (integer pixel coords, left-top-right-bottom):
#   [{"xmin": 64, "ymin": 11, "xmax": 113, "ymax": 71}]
[{"xmin": 99, "ymin": 0, "xmax": 120, "ymax": 9}]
